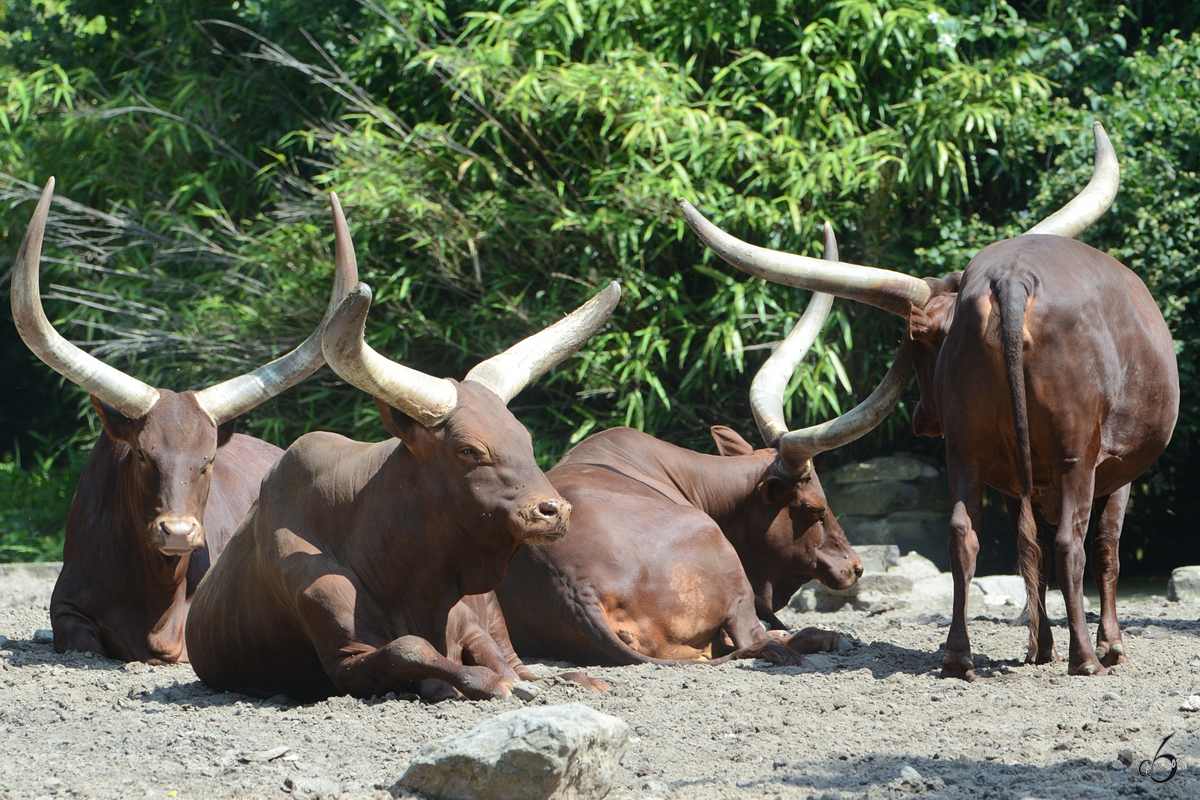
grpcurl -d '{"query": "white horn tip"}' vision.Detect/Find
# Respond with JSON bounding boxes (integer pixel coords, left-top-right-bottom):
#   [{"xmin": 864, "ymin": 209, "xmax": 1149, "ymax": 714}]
[{"xmin": 822, "ymin": 222, "xmax": 838, "ymax": 261}]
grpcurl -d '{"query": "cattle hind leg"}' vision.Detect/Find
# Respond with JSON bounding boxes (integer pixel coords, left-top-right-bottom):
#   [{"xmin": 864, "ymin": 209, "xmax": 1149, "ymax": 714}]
[
  {"xmin": 1090, "ymin": 486, "xmax": 1130, "ymax": 667},
  {"xmin": 1004, "ymin": 496, "xmax": 1056, "ymax": 664},
  {"xmin": 941, "ymin": 459, "xmax": 984, "ymax": 681},
  {"xmin": 1055, "ymin": 463, "xmax": 1106, "ymax": 676}
]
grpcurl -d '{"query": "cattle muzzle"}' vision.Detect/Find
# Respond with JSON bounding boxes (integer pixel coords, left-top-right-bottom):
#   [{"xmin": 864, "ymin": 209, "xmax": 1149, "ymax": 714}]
[
  {"xmin": 151, "ymin": 517, "xmax": 205, "ymax": 556},
  {"xmin": 816, "ymin": 551, "xmax": 864, "ymax": 592},
  {"xmin": 516, "ymin": 498, "xmax": 572, "ymax": 546}
]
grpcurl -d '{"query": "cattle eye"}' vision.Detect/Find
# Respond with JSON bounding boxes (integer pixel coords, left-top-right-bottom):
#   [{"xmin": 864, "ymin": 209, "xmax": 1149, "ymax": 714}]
[
  {"xmin": 459, "ymin": 447, "xmax": 482, "ymax": 463},
  {"xmin": 758, "ymin": 477, "xmax": 788, "ymax": 505}
]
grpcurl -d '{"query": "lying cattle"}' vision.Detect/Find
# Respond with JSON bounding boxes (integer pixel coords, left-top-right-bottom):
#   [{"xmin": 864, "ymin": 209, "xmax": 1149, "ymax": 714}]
[
  {"xmin": 10, "ymin": 179, "xmax": 356, "ymax": 663},
  {"xmin": 497, "ymin": 225, "xmax": 913, "ymax": 666},
  {"xmin": 681, "ymin": 123, "xmax": 1179, "ymax": 679},
  {"xmin": 185, "ymin": 239, "xmax": 621, "ymax": 700}
]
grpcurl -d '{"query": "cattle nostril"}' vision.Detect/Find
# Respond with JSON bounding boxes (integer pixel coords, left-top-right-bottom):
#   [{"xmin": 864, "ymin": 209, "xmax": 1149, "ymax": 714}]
[
  {"xmin": 536, "ymin": 500, "xmax": 560, "ymax": 520},
  {"xmin": 853, "ymin": 563, "xmax": 864, "ymax": 578}
]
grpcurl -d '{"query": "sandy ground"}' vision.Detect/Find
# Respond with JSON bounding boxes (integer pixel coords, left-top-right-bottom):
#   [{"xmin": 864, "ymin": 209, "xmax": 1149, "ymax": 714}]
[{"xmin": 3, "ymin": 567, "xmax": 1200, "ymax": 800}]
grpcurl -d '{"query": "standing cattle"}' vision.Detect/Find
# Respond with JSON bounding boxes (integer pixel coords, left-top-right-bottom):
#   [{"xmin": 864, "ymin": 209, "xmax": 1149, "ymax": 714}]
[
  {"xmin": 497, "ymin": 225, "xmax": 912, "ymax": 666},
  {"xmin": 184, "ymin": 223, "xmax": 620, "ymax": 700},
  {"xmin": 10, "ymin": 179, "xmax": 356, "ymax": 663},
  {"xmin": 681, "ymin": 123, "xmax": 1179, "ymax": 679}
]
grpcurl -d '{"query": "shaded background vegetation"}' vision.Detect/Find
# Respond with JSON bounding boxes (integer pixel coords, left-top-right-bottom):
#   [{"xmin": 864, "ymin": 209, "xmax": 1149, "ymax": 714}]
[{"xmin": 1, "ymin": 0, "xmax": 1197, "ymax": 570}]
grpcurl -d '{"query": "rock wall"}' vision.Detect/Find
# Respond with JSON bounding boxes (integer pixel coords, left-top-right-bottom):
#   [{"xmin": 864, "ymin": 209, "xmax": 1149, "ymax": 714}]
[{"xmin": 822, "ymin": 453, "xmax": 1019, "ymax": 576}]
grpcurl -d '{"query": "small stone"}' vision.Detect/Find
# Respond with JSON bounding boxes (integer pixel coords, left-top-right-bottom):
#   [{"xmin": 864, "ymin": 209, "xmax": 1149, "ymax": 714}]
[
  {"xmin": 1101, "ymin": 692, "xmax": 1121, "ymax": 702},
  {"xmin": 1109, "ymin": 759, "xmax": 1125, "ymax": 770},
  {"xmin": 927, "ymin": 777, "xmax": 946, "ymax": 790},
  {"xmin": 900, "ymin": 765, "xmax": 922, "ymax": 784},
  {"xmin": 32, "ymin": 629, "xmax": 53, "ymax": 645},
  {"xmin": 512, "ymin": 680, "xmax": 541, "ymax": 702},
  {"xmin": 0, "ymin": 634, "xmax": 8, "ymax": 649},
  {"xmin": 284, "ymin": 776, "xmax": 344, "ymax": 796},
  {"xmin": 1180, "ymin": 695, "xmax": 1200, "ymax": 712},
  {"xmin": 1117, "ymin": 749, "xmax": 1135, "ymax": 766},
  {"xmin": 43, "ymin": 778, "xmax": 61, "ymax": 788},
  {"xmin": 240, "ymin": 745, "xmax": 290, "ymax": 762}
]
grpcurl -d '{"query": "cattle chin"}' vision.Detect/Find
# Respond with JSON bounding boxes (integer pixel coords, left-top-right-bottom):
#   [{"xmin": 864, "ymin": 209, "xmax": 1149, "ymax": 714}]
[
  {"xmin": 513, "ymin": 498, "xmax": 572, "ymax": 546},
  {"xmin": 150, "ymin": 517, "xmax": 206, "ymax": 557}
]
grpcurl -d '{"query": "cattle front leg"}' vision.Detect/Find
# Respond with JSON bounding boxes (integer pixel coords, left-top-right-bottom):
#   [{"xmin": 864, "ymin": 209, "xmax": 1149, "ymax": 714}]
[
  {"xmin": 942, "ymin": 458, "xmax": 984, "ymax": 681},
  {"xmin": 1090, "ymin": 486, "xmax": 1130, "ymax": 668},
  {"xmin": 51, "ymin": 609, "xmax": 108, "ymax": 658},
  {"xmin": 335, "ymin": 636, "xmax": 515, "ymax": 701},
  {"xmin": 1055, "ymin": 466, "xmax": 1105, "ymax": 676}
]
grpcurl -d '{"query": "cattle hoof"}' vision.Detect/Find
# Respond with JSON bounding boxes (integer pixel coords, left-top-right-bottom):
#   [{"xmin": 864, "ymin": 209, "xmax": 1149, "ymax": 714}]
[
  {"xmin": 939, "ymin": 666, "xmax": 976, "ymax": 682},
  {"xmin": 558, "ymin": 671, "xmax": 611, "ymax": 692},
  {"xmin": 1068, "ymin": 661, "xmax": 1106, "ymax": 677},
  {"xmin": 941, "ymin": 653, "xmax": 975, "ymax": 682}
]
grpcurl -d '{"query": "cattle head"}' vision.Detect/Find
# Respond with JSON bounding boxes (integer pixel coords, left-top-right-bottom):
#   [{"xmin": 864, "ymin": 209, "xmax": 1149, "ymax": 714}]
[
  {"xmin": 718, "ymin": 223, "xmax": 924, "ymax": 598},
  {"xmin": 320, "ymin": 237, "xmax": 620, "ymax": 549},
  {"xmin": 679, "ymin": 121, "xmax": 1119, "ymax": 442},
  {"xmin": 11, "ymin": 179, "xmax": 357, "ymax": 556}
]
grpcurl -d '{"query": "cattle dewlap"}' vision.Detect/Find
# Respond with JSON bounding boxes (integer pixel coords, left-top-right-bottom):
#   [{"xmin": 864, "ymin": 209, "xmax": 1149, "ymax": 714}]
[{"xmin": 393, "ymin": 703, "xmax": 630, "ymax": 800}]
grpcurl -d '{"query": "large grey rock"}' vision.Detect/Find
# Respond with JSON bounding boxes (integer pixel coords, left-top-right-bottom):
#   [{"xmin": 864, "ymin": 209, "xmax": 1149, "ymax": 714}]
[
  {"xmin": 910, "ymin": 573, "xmax": 987, "ymax": 610},
  {"xmin": 814, "ymin": 573, "xmax": 913, "ymax": 612},
  {"xmin": 887, "ymin": 552, "xmax": 941, "ymax": 581},
  {"xmin": 853, "ymin": 545, "xmax": 901, "ymax": 573},
  {"xmin": 827, "ymin": 481, "xmax": 918, "ymax": 517},
  {"xmin": 974, "ymin": 575, "xmax": 1027, "ymax": 607},
  {"xmin": 1168, "ymin": 566, "xmax": 1200, "ymax": 602},
  {"xmin": 831, "ymin": 455, "xmax": 937, "ymax": 484},
  {"xmin": 394, "ymin": 703, "xmax": 629, "ymax": 800},
  {"xmin": 840, "ymin": 517, "xmax": 891, "ymax": 545}
]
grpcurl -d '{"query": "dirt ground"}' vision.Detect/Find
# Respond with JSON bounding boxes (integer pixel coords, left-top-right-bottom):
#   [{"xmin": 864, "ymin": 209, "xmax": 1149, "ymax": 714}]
[{"xmin": 2, "ymin": 567, "xmax": 1200, "ymax": 800}]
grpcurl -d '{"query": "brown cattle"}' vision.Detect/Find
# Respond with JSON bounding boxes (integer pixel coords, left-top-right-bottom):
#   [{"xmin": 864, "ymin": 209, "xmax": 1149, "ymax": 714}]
[
  {"xmin": 497, "ymin": 226, "xmax": 912, "ymax": 666},
  {"xmin": 682, "ymin": 122, "xmax": 1180, "ymax": 679},
  {"xmin": 184, "ymin": 224, "xmax": 620, "ymax": 700},
  {"xmin": 10, "ymin": 180, "xmax": 356, "ymax": 663}
]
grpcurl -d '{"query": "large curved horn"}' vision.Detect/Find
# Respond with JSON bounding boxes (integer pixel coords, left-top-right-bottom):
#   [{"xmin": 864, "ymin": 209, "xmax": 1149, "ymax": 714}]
[
  {"xmin": 679, "ymin": 200, "xmax": 930, "ymax": 318},
  {"xmin": 194, "ymin": 192, "xmax": 359, "ymax": 425},
  {"xmin": 10, "ymin": 178, "xmax": 161, "ymax": 419},
  {"xmin": 321, "ymin": 284, "xmax": 459, "ymax": 427},
  {"xmin": 750, "ymin": 223, "xmax": 837, "ymax": 447},
  {"xmin": 1023, "ymin": 122, "xmax": 1118, "ymax": 238},
  {"xmin": 464, "ymin": 282, "xmax": 621, "ymax": 404},
  {"xmin": 777, "ymin": 335, "xmax": 914, "ymax": 474}
]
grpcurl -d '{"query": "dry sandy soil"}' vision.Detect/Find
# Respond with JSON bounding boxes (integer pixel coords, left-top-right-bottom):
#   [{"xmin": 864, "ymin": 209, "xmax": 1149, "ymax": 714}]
[{"xmin": 2, "ymin": 567, "xmax": 1200, "ymax": 800}]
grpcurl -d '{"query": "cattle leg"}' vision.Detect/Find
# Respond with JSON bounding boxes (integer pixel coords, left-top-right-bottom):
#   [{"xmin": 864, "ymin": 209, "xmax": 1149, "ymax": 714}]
[
  {"xmin": 1054, "ymin": 466, "xmax": 1105, "ymax": 676},
  {"xmin": 1090, "ymin": 486, "xmax": 1130, "ymax": 668},
  {"xmin": 1003, "ymin": 496, "xmax": 1057, "ymax": 663},
  {"xmin": 942, "ymin": 460, "xmax": 983, "ymax": 681},
  {"xmin": 52, "ymin": 609, "xmax": 107, "ymax": 658},
  {"xmin": 334, "ymin": 636, "xmax": 515, "ymax": 701}
]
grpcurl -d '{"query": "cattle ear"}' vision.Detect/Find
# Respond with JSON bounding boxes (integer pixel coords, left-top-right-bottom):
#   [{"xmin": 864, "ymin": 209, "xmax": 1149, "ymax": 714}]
[
  {"xmin": 374, "ymin": 397, "xmax": 437, "ymax": 458},
  {"xmin": 711, "ymin": 425, "xmax": 755, "ymax": 457},
  {"xmin": 216, "ymin": 417, "xmax": 236, "ymax": 448},
  {"xmin": 91, "ymin": 396, "xmax": 139, "ymax": 444},
  {"xmin": 758, "ymin": 475, "xmax": 789, "ymax": 505}
]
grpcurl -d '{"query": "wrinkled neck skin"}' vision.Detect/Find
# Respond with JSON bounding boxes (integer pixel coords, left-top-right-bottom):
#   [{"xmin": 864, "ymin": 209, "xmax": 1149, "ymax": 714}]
[
  {"xmin": 331, "ymin": 440, "xmax": 527, "ymax": 642},
  {"xmin": 104, "ymin": 434, "xmax": 194, "ymax": 662}
]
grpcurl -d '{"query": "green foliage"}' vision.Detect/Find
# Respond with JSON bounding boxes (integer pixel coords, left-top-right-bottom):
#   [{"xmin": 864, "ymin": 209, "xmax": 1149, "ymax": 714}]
[
  {"xmin": 3, "ymin": 0, "xmax": 1200, "ymax": 567},
  {"xmin": 0, "ymin": 433, "xmax": 88, "ymax": 562}
]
